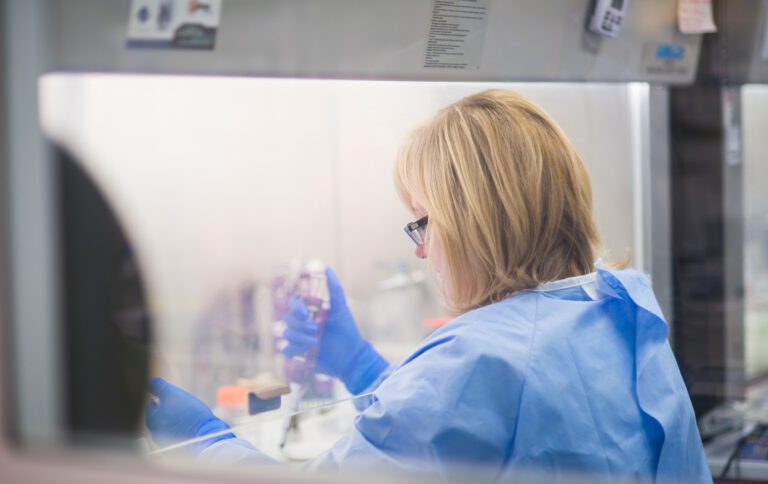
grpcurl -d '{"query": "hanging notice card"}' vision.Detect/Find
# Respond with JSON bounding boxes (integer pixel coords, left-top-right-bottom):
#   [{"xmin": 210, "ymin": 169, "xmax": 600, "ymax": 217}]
[
  {"xmin": 677, "ymin": 0, "xmax": 717, "ymax": 34},
  {"xmin": 762, "ymin": 8, "xmax": 768, "ymax": 60},
  {"xmin": 424, "ymin": 0, "xmax": 490, "ymax": 70},
  {"xmin": 127, "ymin": 0, "xmax": 222, "ymax": 50}
]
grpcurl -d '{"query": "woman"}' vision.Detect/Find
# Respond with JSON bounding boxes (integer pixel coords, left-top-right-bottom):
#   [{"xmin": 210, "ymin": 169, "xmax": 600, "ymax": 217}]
[{"xmin": 147, "ymin": 90, "xmax": 711, "ymax": 482}]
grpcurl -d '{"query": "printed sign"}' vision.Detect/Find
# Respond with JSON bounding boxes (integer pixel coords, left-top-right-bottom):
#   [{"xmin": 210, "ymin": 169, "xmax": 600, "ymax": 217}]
[
  {"xmin": 127, "ymin": 0, "xmax": 222, "ymax": 50},
  {"xmin": 424, "ymin": 0, "xmax": 490, "ymax": 70}
]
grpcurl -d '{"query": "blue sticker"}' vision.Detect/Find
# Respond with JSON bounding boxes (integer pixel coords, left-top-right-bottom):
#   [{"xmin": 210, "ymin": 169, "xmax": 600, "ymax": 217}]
[{"xmin": 656, "ymin": 44, "xmax": 686, "ymax": 60}]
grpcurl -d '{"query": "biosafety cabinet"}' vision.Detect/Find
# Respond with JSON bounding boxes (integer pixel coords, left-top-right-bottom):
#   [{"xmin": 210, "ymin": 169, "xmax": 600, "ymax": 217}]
[{"xmin": 2, "ymin": 1, "xmax": 768, "ymax": 482}]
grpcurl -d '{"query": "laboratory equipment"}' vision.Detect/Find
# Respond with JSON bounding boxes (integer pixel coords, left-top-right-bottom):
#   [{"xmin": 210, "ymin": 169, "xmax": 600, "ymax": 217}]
[
  {"xmin": 191, "ymin": 282, "xmax": 261, "ymax": 402},
  {"xmin": 246, "ymin": 381, "xmax": 291, "ymax": 414},
  {"xmin": 274, "ymin": 262, "xmax": 331, "ymax": 449},
  {"xmin": 6, "ymin": 0, "xmax": 768, "ymax": 482},
  {"xmin": 588, "ymin": 0, "xmax": 628, "ymax": 37}
]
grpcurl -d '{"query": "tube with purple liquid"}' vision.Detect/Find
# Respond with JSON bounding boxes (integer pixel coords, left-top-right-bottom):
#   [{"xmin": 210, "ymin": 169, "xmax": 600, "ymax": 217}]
[{"xmin": 279, "ymin": 269, "xmax": 330, "ymax": 449}]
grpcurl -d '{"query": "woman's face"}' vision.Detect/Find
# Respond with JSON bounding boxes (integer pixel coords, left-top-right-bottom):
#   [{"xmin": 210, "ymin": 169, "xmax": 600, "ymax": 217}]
[{"xmin": 411, "ymin": 198, "xmax": 444, "ymax": 275}]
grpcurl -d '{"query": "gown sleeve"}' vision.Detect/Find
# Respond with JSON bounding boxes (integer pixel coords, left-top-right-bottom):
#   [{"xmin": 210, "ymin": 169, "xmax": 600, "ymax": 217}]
[
  {"xmin": 304, "ymin": 326, "xmax": 530, "ymax": 479},
  {"xmin": 200, "ymin": 323, "xmax": 530, "ymax": 480},
  {"xmin": 352, "ymin": 363, "xmax": 395, "ymax": 412}
]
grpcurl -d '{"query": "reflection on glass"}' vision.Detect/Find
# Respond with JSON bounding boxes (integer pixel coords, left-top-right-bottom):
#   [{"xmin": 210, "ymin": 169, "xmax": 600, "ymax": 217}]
[
  {"xmin": 39, "ymin": 76, "xmax": 648, "ymax": 474},
  {"xmin": 743, "ymin": 85, "xmax": 768, "ymax": 381}
]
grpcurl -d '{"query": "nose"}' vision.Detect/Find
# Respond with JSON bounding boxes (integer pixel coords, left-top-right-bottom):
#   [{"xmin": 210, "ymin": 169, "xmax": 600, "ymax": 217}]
[{"xmin": 415, "ymin": 244, "xmax": 427, "ymax": 259}]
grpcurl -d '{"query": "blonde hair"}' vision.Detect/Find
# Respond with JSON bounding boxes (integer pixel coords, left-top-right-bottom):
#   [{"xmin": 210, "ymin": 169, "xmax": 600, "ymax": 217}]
[{"xmin": 394, "ymin": 89, "xmax": 602, "ymax": 314}]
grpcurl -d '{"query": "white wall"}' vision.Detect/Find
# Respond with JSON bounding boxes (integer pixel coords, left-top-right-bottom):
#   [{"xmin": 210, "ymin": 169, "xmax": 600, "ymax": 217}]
[{"xmin": 39, "ymin": 75, "xmax": 638, "ymax": 390}]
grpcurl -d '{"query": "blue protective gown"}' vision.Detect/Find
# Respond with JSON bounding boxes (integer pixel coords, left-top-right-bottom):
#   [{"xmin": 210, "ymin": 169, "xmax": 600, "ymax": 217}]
[{"xmin": 201, "ymin": 266, "xmax": 712, "ymax": 483}]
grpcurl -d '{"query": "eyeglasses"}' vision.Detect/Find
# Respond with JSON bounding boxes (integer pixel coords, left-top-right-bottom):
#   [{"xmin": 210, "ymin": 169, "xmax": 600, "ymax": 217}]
[{"xmin": 404, "ymin": 215, "xmax": 429, "ymax": 246}]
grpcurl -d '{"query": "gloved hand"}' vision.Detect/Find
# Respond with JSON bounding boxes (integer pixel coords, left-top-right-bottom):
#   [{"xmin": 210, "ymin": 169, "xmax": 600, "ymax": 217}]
[
  {"xmin": 283, "ymin": 267, "xmax": 389, "ymax": 394},
  {"xmin": 146, "ymin": 377, "xmax": 235, "ymax": 453}
]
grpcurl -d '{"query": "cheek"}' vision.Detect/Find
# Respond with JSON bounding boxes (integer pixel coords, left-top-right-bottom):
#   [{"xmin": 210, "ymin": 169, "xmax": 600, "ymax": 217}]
[{"xmin": 430, "ymin": 244, "xmax": 444, "ymax": 274}]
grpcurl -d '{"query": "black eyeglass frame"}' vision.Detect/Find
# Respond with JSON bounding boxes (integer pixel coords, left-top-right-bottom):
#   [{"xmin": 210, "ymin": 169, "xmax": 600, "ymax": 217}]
[{"xmin": 404, "ymin": 215, "xmax": 429, "ymax": 246}]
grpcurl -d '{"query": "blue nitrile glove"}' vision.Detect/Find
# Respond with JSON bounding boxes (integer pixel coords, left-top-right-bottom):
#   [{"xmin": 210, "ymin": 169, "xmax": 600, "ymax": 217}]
[
  {"xmin": 146, "ymin": 377, "xmax": 235, "ymax": 453},
  {"xmin": 283, "ymin": 267, "xmax": 389, "ymax": 394}
]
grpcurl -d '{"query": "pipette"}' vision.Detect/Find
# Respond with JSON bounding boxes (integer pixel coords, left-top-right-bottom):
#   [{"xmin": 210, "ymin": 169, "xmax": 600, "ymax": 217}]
[{"xmin": 279, "ymin": 270, "xmax": 330, "ymax": 449}]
